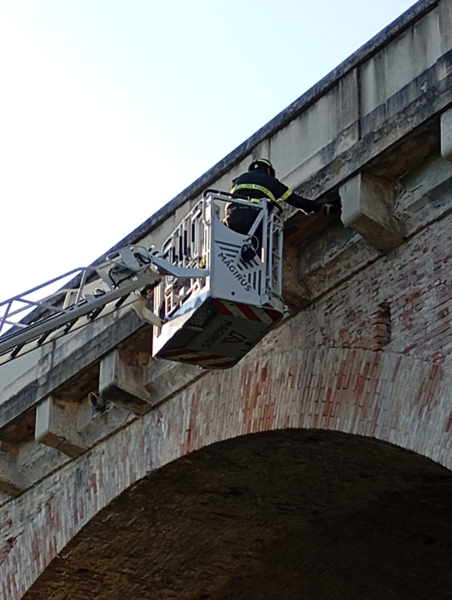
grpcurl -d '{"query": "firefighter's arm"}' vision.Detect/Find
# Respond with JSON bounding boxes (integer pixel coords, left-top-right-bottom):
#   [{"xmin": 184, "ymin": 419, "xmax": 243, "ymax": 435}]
[{"xmin": 280, "ymin": 189, "xmax": 322, "ymax": 213}]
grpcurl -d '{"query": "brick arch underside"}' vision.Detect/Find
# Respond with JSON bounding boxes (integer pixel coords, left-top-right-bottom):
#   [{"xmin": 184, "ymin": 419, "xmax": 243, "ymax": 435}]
[
  {"xmin": 3, "ymin": 345, "xmax": 452, "ymax": 599},
  {"xmin": 23, "ymin": 431, "xmax": 452, "ymax": 600}
]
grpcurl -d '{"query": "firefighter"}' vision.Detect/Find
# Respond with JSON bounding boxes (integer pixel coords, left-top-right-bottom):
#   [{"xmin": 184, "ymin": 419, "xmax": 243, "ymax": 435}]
[{"xmin": 224, "ymin": 158, "xmax": 339, "ymax": 260}]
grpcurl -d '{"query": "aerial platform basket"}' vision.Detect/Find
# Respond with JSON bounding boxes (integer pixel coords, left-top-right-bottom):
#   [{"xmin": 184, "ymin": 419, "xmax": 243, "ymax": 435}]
[
  {"xmin": 152, "ymin": 190, "xmax": 285, "ymax": 369},
  {"xmin": 0, "ymin": 191, "xmax": 284, "ymax": 370}
]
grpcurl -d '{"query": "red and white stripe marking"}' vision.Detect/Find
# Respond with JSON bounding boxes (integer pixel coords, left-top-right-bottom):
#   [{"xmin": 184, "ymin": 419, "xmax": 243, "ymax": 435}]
[
  {"xmin": 211, "ymin": 299, "xmax": 282, "ymax": 324},
  {"xmin": 158, "ymin": 300, "xmax": 282, "ymax": 368},
  {"xmin": 159, "ymin": 347, "xmax": 237, "ymax": 368}
]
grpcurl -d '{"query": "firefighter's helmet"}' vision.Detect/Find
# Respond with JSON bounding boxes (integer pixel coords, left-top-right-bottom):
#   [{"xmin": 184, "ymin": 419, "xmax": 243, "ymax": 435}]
[{"xmin": 248, "ymin": 158, "xmax": 275, "ymax": 178}]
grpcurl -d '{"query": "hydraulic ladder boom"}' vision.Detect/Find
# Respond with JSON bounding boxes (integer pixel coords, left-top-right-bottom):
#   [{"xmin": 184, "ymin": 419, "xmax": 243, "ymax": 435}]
[
  {"xmin": 0, "ymin": 191, "xmax": 285, "ymax": 370},
  {"xmin": 0, "ymin": 246, "xmax": 208, "ymax": 367}
]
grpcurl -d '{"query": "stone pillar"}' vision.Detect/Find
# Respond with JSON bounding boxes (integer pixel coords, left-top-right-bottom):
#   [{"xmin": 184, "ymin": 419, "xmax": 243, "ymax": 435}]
[
  {"xmin": 440, "ymin": 108, "xmax": 452, "ymax": 163},
  {"xmin": 99, "ymin": 348, "xmax": 153, "ymax": 415},
  {"xmin": 281, "ymin": 243, "xmax": 312, "ymax": 310},
  {"xmin": 0, "ymin": 445, "xmax": 27, "ymax": 496},
  {"xmin": 35, "ymin": 396, "xmax": 87, "ymax": 458},
  {"xmin": 340, "ymin": 172, "xmax": 403, "ymax": 252}
]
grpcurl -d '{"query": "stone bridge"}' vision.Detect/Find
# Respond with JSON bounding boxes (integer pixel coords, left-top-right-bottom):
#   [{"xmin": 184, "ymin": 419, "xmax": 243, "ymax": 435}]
[{"xmin": 2, "ymin": 0, "xmax": 452, "ymax": 597}]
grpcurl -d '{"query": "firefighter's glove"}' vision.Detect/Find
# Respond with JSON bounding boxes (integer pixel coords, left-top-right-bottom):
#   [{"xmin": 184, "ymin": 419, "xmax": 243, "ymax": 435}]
[
  {"xmin": 322, "ymin": 194, "xmax": 341, "ymax": 216},
  {"xmin": 323, "ymin": 203, "xmax": 339, "ymax": 216}
]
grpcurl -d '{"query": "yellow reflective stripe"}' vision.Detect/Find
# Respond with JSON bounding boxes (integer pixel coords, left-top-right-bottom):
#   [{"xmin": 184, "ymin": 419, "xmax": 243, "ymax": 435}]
[
  {"xmin": 232, "ymin": 183, "xmax": 276, "ymax": 202},
  {"xmin": 280, "ymin": 189, "xmax": 293, "ymax": 202},
  {"xmin": 256, "ymin": 158, "xmax": 272, "ymax": 168}
]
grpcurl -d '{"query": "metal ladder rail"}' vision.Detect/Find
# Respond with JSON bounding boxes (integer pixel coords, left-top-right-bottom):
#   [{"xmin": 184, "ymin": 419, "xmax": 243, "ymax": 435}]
[
  {"xmin": 0, "ymin": 245, "xmax": 168, "ymax": 366},
  {"xmin": 273, "ymin": 215, "xmax": 283, "ymax": 297},
  {"xmin": 266, "ymin": 212, "xmax": 283, "ymax": 298},
  {"xmin": 1, "ymin": 294, "xmax": 124, "ymax": 365},
  {"xmin": 0, "ymin": 269, "xmax": 160, "ymax": 366},
  {"xmin": 0, "ymin": 268, "xmax": 84, "ymax": 338},
  {"xmin": 154, "ymin": 197, "xmax": 210, "ymax": 322}
]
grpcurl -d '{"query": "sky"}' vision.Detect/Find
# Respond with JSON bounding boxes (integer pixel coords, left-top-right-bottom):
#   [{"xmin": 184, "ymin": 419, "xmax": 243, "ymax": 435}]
[{"xmin": 0, "ymin": 0, "xmax": 418, "ymax": 302}]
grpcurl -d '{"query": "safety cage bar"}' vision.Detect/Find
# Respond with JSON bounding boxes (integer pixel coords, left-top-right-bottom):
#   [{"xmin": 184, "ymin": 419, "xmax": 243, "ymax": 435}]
[{"xmin": 153, "ymin": 190, "xmax": 283, "ymax": 323}]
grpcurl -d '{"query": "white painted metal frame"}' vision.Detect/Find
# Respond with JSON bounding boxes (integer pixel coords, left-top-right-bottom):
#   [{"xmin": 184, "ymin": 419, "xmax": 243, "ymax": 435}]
[
  {"xmin": 153, "ymin": 191, "xmax": 284, "ymax": 323},
  {"xmin": 0, "ymin": 247, "xmax": 208, "ymax": 365},
  {"xmin": 0, "ymin": 191, "xmax": 284, "ymax": 367}
]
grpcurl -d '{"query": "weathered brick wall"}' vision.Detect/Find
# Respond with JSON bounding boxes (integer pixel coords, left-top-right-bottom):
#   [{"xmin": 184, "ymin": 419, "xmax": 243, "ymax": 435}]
[
  {"xmin": 20, "ymin": 431, "xmax": 452, "ymax": 599},
  {"xmin": 2, "ymin": 165, "xmax": 452, "ymax": 595},
  {"xmin": 293, "ymin": 154, "xmax": 452, "ymax": 367},
  {"xmin": 299, "ymin": 214, "xmax": 452, "ymax": 364},
  {"xmin": 3, "ymin": 1, "xmax": 452, "ymax": 595}
]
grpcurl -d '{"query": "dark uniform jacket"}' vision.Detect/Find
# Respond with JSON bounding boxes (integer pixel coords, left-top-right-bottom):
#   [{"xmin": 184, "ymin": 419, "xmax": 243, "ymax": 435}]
[{"xmin": 231, "ymin": 170, "xmax": 321, "ymax": 213}]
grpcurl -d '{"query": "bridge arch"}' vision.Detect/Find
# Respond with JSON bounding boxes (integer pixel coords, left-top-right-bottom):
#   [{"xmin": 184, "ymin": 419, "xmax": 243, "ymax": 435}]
[
  {"xmin": 22, "ymin": 430, "xmax": 452, "ymax": 599},
  {"xmin": 3, "ymin": 345, "xmax": 452, "ymax": 598}
]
